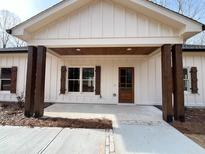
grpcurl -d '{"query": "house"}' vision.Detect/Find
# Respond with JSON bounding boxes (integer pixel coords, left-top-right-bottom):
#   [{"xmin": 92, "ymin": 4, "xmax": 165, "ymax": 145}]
[{"xmin": 2, "ymin": 0, "xmax": 205, "ymax": 122}]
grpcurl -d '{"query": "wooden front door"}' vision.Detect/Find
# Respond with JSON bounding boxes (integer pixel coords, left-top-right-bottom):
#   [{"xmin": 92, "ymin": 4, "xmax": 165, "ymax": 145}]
[{"xmin": 119, "ymin": 67, "xmax": 134, "ymax": 103}]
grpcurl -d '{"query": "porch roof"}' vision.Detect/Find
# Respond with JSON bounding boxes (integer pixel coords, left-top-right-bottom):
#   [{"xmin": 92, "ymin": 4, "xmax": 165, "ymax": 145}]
[{"xmin": 50, "ymin": 47, "xmax": 159, "ymax": 55}]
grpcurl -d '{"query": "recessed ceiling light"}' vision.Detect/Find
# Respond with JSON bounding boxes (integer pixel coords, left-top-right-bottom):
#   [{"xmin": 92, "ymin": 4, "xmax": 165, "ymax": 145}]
[
  {"xmin": 126, "ymin": 48, "xmax": 132, "ymax": 51},
  {"xmin": 76, "ymin": 48, "xmax": 81, "ymax": 51}
]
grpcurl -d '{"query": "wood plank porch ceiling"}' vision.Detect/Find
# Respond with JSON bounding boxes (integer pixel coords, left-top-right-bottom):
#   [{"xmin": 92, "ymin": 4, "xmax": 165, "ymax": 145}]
[{"xmin": 50, "ymin": 47, "xmax": 158, "ymax": 55}]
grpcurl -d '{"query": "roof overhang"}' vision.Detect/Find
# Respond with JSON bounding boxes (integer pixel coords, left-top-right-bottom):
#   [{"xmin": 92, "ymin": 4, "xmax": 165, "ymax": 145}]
[
  {"xmin": 9, "ymin": 0, "xmax": 204, "ymax": 42},
  {"xmin": 182, "ymin": 44, "xmax": 205, "ymax": 52},
  {"xmin": 0, "ymin": 47, "xmax": 28, "ymax": 54}
]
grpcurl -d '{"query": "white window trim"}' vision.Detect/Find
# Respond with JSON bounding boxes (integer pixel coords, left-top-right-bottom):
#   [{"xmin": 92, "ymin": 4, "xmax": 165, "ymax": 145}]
[
  {"xmin": 0, "ymin": 67, "xmax": 12, "ymax": 92},
  {"xmin": 66, "ymin": 66, "xmax": 95, "ymax": 94}
]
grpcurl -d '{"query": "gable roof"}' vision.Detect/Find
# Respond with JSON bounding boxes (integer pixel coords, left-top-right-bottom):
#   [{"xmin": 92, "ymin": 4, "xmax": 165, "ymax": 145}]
[
  {"xmin": 8, "ymin": 0, "xmax": 204, "ymax": 41},
  {"xmin": 0, "ymin": 47, "xmax": 28, "ymax": 53}
]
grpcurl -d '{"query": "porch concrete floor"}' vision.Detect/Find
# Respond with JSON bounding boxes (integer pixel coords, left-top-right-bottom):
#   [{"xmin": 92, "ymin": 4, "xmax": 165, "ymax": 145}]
[{"xmin": 0, "ymin": 104, "xmax": 204, "ymax": 154}]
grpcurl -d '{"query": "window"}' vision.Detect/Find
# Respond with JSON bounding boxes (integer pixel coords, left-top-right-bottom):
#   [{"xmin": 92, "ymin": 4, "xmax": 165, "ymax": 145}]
[
  {"xmin": 68, "ymin": 67, "xmax": 95, "ymax": 92},
  {"xmin": 68, "ymin": 68, "xmax": 80, "ymax": 92},
  {"xmin": 0, "ymin": 68, "xmax": 11, "ymax": 91},
  {"xmin": 183, "ymin": 68, "xmax": 191, "ymax": 92},
  {"xmin": 82, "ymin": 68, "xmax": 94, "ymax": 92}
]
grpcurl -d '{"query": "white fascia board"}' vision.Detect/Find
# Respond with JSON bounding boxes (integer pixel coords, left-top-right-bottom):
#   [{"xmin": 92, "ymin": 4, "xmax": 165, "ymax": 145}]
[
  {"xmin": 27, "ymin": 37, "xmax": 183, "ymax": 48},
  {"xmin": 115, "ymin": 0, "xmax": 202, "ymax": 32}
]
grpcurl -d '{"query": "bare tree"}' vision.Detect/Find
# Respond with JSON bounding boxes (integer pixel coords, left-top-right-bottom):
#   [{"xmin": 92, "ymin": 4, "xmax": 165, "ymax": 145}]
[
  {"xmin": 152, "ymin": 0, "xmax": 205, "ymax": 18},
  {"xmin": 175, "ymin": 0, "xmax": 205, "ymax": 20},
  {"xmin": 151, "ymin": 0, "xmax": 205, "ymax": 45},
  {"xmin": 0, "ymin": 10, "xmax": 26, "ymax": 48},
  {"xmin": 11, "ymin": 36, "xmax": 27, "ymax": 47},
  {"xmin": 152, "ymin": 0, "xmax": 168, "ymax": 7}
]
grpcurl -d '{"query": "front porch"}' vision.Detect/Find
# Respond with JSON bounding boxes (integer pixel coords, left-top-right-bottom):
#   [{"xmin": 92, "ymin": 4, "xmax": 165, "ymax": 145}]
[
  {"xmin": 9, "ymin": 0, "xmax": 204, "ymax": 124},
  {"xmin": 44, "ymin": 103, "xmax": 163, "ymax": 127},
  {"xmin": 24, "ymin": 45, "xmax": 185, "ymax": 123}
]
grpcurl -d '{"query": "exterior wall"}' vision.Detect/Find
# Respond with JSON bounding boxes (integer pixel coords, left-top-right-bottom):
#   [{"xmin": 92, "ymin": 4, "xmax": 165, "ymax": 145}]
[
  {"xmin": 0, "ymin": 54, "xmax": 27, "ymax": 102},
  {"xmin": 0, "ymin": 51, "xmax": 205, "ymax": 107},
  {"xmin": 43, "ymin": 51, "xmax": 205, "ymax": 106},
  {"xmin": 44, "ymin": 50, "xmax": 162, "ymax": 105},
  {"xmin": 183, "ymin": 52, "xmax": 205, "ymax": 106},
  {"xmin": 34, "ymin": 0, "xmax": 178, "ymax": 40}
]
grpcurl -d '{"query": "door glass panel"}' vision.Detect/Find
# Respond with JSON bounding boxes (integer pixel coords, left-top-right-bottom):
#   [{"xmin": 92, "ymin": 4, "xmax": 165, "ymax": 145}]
[
  {"xmin": 120, "ymin": 76, "xmax": 126, "ymax": 84},
  {"xmin": 120, "ymin": 69, "xmax": 126, "ymax": 76},
  {"xmin": 127, "ymin": 83, "xmax": 132, "ymax": 88},
  {"xmin": 127, "ymin": 75, "xmax": 132, "ymax": 84},
  {"xmin": 120, "ymin": 68, "xmax": 133, "ymax": 89}
]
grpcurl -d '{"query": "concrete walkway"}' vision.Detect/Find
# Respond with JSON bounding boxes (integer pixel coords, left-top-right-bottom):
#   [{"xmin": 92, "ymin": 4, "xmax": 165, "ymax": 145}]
[
  {"xmin": 0, "ymin": 104, "xmax": 204, "ymax": 154},
  {"xmin": 45, "ymin": 104, "xmax": 205, "ymax": 154},
  {"xmin": 0, "ymin": 126, "xmax": 108, "ymax": 154}
]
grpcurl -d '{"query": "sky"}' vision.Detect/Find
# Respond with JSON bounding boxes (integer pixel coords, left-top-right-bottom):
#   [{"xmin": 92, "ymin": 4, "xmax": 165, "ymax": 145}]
[
  {"xmin": 0, "ymin": 0, "xmax": 204, "ymax": 23},
  {"xmin": 0, "ymin": 0, "xmax": 61, "ymax": 21},
  {"xmin": 153, "ymin": 0, "xmax": 205, "ymax": 23}
]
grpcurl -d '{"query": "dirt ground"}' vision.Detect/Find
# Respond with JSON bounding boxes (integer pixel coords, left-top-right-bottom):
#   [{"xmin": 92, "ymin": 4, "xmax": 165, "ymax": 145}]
[
  {"xmin": 0, "ymin": 103, "xmax": 112, "ymax": 129},
  {"xmin": 172, "ymin": 108, "xmax": 205, "ymax": 149}
]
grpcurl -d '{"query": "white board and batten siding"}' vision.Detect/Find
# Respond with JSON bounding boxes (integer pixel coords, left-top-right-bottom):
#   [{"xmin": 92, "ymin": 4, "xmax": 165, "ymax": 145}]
[
  {"xmin": 183, "ymin": 52, "xmax": 205, "ymax": 106},
  {"xmin": 44, "ymin": 50, "xmax": 162, "ymax": 105},
  {"xmin": 31, "ymin": 0, "xmax": 181, "ymax": 47},
  {"xmin": 0, "ymin": 54, "xmax": 27, "ymax": 102},
  {"xmin": 0, "ymin": 51, "xmax": 205, "ymax": 106}
]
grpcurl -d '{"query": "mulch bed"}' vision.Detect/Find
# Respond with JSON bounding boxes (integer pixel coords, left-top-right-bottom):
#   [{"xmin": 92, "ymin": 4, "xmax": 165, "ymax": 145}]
[
  {"xmin": 0, "ymin": 103, "xmax": 112, "ymax": 129},
  {"xmin": 173, "ymin": 108, "xmax": 205, "ymax": 135},
  {"xmin": 172, "ymin": 108, "xmax": 205, "ymax": 148},
  {"xmin": 155, "ymin": 106, "xmax": 205, "ymax": 148}
]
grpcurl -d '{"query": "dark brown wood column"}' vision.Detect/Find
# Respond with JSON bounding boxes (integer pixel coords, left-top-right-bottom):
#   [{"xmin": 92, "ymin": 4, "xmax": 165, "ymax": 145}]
[
  {"xmin": 24, "ymin": 46, "xmax": 37, "ymax": 117},
  {"xmin": 34, "ymin": 46, "xmax": 47, "ymax": 118},
  {"xmin": 172, "ymin": 44, "xmax": 185, "ymax": 122},
  {"xmin": 161, "ymin": 44, "xmax": 173, "ymax": 123}
]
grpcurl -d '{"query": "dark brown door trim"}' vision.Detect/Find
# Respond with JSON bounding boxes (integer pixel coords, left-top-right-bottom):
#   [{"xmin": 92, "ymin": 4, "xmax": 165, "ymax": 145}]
[{"xmin": 118, "ymin": 67, "xmax": 134, "ymax": 103}]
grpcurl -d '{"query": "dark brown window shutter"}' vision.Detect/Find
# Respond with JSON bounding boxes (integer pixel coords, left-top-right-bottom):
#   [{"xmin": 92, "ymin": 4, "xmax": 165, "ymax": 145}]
[
  {"xmin": 95, "ymin": 66, "xmax": 101, "ymax": 95},
  {"xmin": 60, "ymin": 66, "xmax": 67, "ymax": 94},
  {"xmin": 190, "ymin": 67, "xmax": 198, "ymax": 94},
  {"xmin": 11, "ymin": 66, "xmax": 17, "ymax": 93}
]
